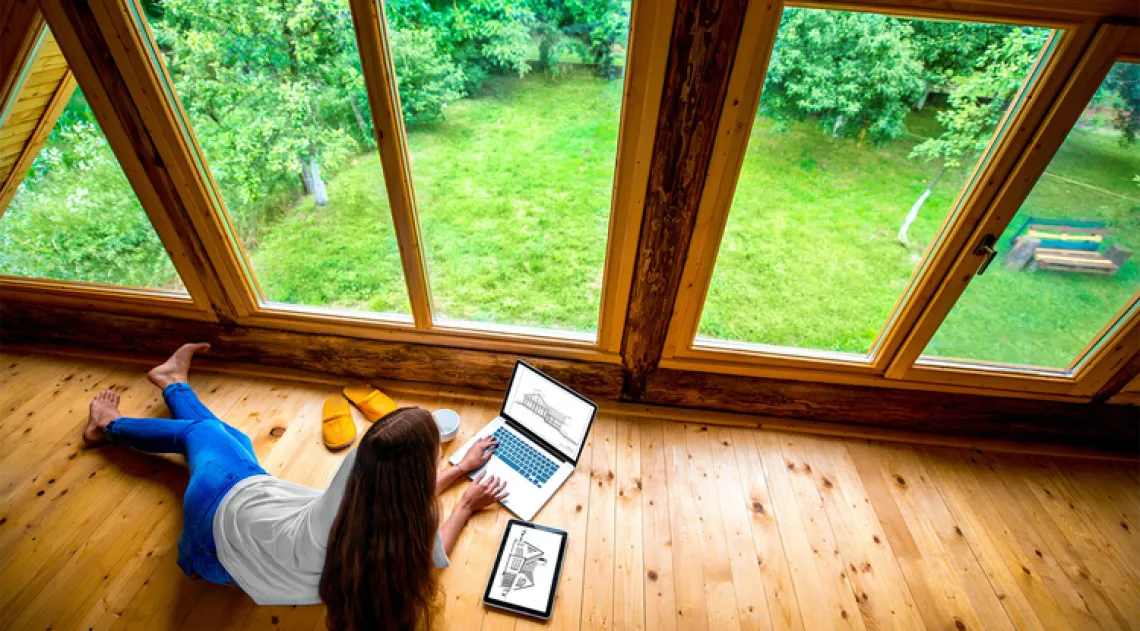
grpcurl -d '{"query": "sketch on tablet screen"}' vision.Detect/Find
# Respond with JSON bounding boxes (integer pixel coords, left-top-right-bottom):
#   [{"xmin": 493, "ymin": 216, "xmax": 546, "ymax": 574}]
[{"xmin": 499, "ymin": 529, "xmax": 548, "ymax": 597}]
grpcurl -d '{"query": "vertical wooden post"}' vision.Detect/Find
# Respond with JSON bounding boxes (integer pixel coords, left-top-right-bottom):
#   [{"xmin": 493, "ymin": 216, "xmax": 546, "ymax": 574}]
[{"xmin": 619, "ymin": 0, "xmax": 749, "ymax": 400}]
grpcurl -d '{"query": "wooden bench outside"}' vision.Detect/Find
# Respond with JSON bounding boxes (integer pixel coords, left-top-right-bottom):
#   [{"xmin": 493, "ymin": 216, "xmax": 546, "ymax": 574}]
[
  {"xmin": 1034, "ymin": 245, "xmax": 1132, "ymax": 275},
  {"xmin": 1003, "ymin": 217, "xmax": 1132, "ymax": 276}
]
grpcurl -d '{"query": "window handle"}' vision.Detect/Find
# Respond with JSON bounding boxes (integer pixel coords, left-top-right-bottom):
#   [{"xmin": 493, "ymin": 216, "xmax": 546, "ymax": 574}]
[{"xmin": 974, "ymin": 234, "xmax": 998, "ymax": 276}]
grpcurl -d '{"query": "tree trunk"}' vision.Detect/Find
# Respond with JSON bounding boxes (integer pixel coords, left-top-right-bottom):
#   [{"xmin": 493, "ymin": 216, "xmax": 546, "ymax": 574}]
[
  {"xmin": 898, "ymin": 164, "xmax": 946, "ymax": 247},
  {"xmin": 915, "ymin": 86, "xmax": 930, "ymax": 110},
  {"xmin": 349, "ymin": 98, "xmax": 368, "ymax": 135},
  {"xmin": 831, "ymin": 116, "xmax": 846, "ymax": 138},
  {"xmin": 301, "ymin": 156, "xmax": 329, "ymax": 206}
]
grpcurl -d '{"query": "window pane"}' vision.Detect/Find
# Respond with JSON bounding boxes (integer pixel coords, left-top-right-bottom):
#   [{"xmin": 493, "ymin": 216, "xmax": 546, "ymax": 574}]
[
  {"xmin": 696, "ymin": 9, "xmax": 1051, "ymax": 357},
  {"xmin": 385, "ymin": 1, "xmax": 631, "ymax": 333},
  {"xmin": 1, "ymin": 32, "xmax": 185, "ymax": 292},
  {"xmin": 922, "ymin": 61, "xmax": 1140, "ymax": 370},
  {"xmin": 140, "ymin": 0, "xmax": 409, "ymax": 314}
]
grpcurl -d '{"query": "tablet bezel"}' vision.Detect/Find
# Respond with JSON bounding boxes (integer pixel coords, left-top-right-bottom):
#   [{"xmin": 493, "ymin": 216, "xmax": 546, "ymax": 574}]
[{"xmin": 482, "ymin": 519, "xmax": 569, "ymax": 620}]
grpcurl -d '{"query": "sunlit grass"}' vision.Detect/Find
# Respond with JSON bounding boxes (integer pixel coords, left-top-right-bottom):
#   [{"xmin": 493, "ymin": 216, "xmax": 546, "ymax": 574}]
[{"xmin": 249, "ymin": 75, "xmax": 1138, "ymax": 365}]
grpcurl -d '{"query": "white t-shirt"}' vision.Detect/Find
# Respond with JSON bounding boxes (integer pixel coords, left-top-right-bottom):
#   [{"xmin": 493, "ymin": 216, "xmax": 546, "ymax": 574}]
[{"xmin": 212, "ymin": 448, "xmax": 450, "ymax": 605}]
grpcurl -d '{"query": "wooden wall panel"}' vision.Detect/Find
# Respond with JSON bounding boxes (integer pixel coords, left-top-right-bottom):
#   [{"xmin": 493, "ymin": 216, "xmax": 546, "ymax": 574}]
[
  {"xmin": 0, "ymin": 300, "xmax": 626, "ymax": 400},
  {"xmin": 2, "ymin": 299, "xmax": 1135, "ymax": 453},
  {"xmin": 643, "ymin": 368, "xmax": 1138, "ymax": 451}
]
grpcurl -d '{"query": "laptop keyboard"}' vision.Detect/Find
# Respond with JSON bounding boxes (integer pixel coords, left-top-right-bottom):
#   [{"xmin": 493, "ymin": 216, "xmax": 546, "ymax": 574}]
[{"xmin": 492, "ymin": 427, "xmax": 558, "ymax": 486}]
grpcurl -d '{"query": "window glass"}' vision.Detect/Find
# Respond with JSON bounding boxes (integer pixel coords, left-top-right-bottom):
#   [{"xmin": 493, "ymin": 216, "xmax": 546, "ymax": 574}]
[
  {"xmin": 922, "ymin": 61, "xmax": 1139, "ymax": 370},
  {"xmin": 140, "ymin": 0, "xmax": 410, "ymax": 314},
  {"xmin": 695, "ymin": 9, "xmax": 1051, "ymax": 357},
  {"xmin": 384, "ymin": 0, "xmax": 631, "ymax": 334},
  {"xmin": 0, "ymin": 31, "xmax": 185, "ymax": 292}
]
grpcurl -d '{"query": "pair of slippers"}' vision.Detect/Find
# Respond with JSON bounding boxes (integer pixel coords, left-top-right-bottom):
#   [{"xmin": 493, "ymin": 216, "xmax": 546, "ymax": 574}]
[{"xmin": 322, "ymin": 384, "xmax": 397, "ymax": 451}]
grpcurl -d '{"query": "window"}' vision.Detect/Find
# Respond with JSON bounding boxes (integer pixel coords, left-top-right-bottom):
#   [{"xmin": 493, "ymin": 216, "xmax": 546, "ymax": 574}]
[
  {"xmin": 384, "ymin": 0, "xmax": 632, "ymax": 335},
  {"xmin": 0, "ymin": 28, "xmax": 185, "ymax": 292},
  {"xmin": 138, "ymin": 0, "xmax": 410, "ymax": 315},
  {"xmin": 921, "ymin": 61, "xmax": 1139, "ymax": 371},
  {"xmin": 692, "ymin": 9, "xmax": 1051, "ymax": 359}
]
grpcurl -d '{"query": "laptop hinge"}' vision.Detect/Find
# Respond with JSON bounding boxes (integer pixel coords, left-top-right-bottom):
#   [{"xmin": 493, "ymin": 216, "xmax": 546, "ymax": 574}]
[{"xmin": 504, "ymin": 417, "xmax": 572, "ymax": 464}]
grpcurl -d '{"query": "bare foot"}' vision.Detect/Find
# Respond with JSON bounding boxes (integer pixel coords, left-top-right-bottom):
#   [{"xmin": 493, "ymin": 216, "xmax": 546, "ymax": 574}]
[
  {"xmin": 84, "ymin": 390, "xmax": 121, "ymax": 446},
  {"xmin": 148, "ymin": 342, "xmax": 210, "ymax": 389}
]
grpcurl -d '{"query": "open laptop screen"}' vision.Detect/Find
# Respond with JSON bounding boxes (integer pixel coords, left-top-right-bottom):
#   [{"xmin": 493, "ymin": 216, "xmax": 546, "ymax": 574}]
[{"xmin": 502, "ymin": 362, "xmax": 597, "ymax": 462}]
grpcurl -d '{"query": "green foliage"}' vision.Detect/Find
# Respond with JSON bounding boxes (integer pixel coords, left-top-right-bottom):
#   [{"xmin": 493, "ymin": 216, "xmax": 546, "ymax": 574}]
[
  {"xmin": 1102, "ymin": 62, "xmax": 1140, "ymax": 143},
  {"xmin": 390, "ymin": 28, "xmax": 466, "ymax": 126},
  {"xmin": 911, "ymin": 28, "xmax": 1047, "ymax": 168},
  {"xmin": 761, "ymin": 8, "xmax": 926, "ymax": 143},
  {"xmin": 152, "ymin": 0, "xmax": 369, "ymax": 238},
  {"xmin": 436, "ymin": 0, "xmax": 536, "ymax": 93},
  {"xmin": 908, "ymin": 21, "xmax": 1013, "ymax": 89},
  {"xmin": 0, "ymin": 92, "xmax": 181, "ymax": 289}
]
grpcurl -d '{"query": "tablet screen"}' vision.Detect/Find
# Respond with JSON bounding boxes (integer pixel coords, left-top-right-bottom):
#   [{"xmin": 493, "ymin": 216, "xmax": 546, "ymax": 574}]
[{"xmin": 483, "ymin": 520, "xmax": 568, "ymax": 619}]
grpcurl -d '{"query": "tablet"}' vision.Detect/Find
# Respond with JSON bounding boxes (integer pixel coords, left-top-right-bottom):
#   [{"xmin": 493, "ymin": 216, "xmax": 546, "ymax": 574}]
[{"xmin": 483, "ymin": 520, "xmax": 568, "ymax": 620}]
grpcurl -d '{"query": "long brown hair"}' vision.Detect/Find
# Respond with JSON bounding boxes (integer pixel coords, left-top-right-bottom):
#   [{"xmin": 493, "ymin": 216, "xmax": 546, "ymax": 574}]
[{"xmin": 320, "ymin": 406, "xmax": 440, "ymax": 631}]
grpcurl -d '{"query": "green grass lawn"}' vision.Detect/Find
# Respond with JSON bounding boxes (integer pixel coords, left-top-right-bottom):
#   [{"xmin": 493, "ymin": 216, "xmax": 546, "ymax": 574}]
[
  {"xmin": 253, "ymin": 74, "xmax": 621, "ymax": 332},
  {"xmin": 250, "ymin": 74, "xmax": 1138, "ymax": 367}
]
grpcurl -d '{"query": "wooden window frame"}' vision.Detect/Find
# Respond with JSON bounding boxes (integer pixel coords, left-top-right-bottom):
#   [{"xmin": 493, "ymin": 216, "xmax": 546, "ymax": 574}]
[
  {"xmin": 886, "ymin": 26, "xmax": 1140, "ymax": 397},
  {"xmin": 657, "ymin": 0, "xmax": 1127, "ymax": 399},
  {"xmin": 0, "ymin": 10, "xmax": 213, "ymax": 322},
  {"xmin": 50, "ymin": 0, "xmax": 674, "ymax": 363}
]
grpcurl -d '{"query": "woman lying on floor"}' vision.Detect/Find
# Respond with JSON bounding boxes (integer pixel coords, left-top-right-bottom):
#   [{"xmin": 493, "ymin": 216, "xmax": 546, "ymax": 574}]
[{"xmin": 83, "ymin": 342, "xmax": 507, "ymax": 631}]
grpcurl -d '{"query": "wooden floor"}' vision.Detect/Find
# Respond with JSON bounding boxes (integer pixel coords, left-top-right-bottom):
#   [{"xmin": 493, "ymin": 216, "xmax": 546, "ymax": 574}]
[{"xmin": 1, "ymin": 352, "xmax": 1139, "ymax": 631}]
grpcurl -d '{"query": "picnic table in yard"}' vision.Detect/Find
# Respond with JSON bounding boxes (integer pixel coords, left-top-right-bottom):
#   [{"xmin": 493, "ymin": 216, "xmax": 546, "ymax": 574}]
[{"xmin": 1003, "ymin": 217, "xmax": 1132, "ymax": 276}]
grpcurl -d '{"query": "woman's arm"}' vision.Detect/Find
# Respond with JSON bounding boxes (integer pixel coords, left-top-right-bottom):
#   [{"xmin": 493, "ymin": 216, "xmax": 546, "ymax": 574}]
[
  {"xmin": 440, "ymin": 472, "xmax": 508, "ymax": 556},
  {"xmin": 436, "ymin": 436, "xmax": 498, "ymax": 496}
]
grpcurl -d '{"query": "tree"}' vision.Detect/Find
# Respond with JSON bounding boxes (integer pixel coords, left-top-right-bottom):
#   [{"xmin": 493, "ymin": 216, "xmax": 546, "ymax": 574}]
[
  {"xmin": 1102, "ymin": 62, "xmax": 1140, "ymax": 143},
  {"xmin": 900, "ymin": 28, "xmax": 1048, "ymax": 246},
  {"xmin": 760, "ymin": 9, "xmax": 925, "ymax": 144},
  {"xmin": 153, "ymin": 0, "xmax": 367, "ymax": 220},
  {"xmin": 529, "ymin": 0, "xmax": 630, "ymax": 78},
  {"xmin": 907, "ymin": 21, "xmax": 1013, "ymax": 108}
]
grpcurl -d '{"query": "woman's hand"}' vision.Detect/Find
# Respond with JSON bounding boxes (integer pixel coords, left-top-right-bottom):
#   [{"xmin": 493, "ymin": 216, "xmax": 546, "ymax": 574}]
[
  {"xmin": 458, "ymin": 436, "xmax": 498, "ymax": 474},
  {"xmin": 458, "ymin": 472, "xmax": 509, "ymax": 512}
]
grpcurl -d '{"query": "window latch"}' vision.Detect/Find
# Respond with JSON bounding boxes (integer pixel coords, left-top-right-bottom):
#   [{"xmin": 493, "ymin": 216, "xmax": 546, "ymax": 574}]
[{"xmin": 974, "ymin": 234, "xmax": 998, "ymax": 276}]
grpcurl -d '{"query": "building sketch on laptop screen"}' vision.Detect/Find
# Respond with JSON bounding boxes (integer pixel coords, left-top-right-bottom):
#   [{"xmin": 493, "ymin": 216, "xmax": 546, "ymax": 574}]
[{"xmin": 504, "ymin": 363, "xmax": 594, "ymax": 459}]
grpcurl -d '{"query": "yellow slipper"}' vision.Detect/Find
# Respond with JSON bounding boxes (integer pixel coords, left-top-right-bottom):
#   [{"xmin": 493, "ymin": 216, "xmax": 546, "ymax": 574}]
[
  {"xmin": 322, "ymin": 396, "xmax": 356, "ymax": 451},
  {"xmin": 343, "ymin": 383, "xmax": 397, "ymax": 423}
]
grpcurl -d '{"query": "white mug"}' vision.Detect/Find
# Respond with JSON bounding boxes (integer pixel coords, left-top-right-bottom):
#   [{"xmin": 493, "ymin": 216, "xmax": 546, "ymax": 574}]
[{"xmin": 433, "ymin": 408, "xmax": 460, "ymax": 443}]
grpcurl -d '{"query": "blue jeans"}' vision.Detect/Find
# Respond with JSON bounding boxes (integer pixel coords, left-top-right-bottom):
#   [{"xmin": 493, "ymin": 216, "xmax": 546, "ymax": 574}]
[{"xmin": 105, "ymin": 382, "xmax": 266, "ymax": 585}]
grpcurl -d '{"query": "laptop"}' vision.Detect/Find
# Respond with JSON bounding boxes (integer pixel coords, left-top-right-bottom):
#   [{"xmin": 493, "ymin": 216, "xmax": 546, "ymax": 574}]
[{"xmin": 449, "ymin": 360, "xmax": 598, "ymax": 521}]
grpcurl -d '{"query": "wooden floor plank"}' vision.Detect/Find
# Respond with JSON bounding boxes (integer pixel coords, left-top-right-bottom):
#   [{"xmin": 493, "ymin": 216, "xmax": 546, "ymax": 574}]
[
  {"xmin": 774, "ymin": 433, "xmax": 866, "ymax": 631},
  {"xmin": 705, "ymin": 426, "xmax": 772, "ymax": 631},
  {"xmin": 684, "ymin": 424, "xmax": 744, "ymax": 631},
  {"xmin": 915, "ymin": 446, "xmax": 1053, "ymax": 631},
  {"xmin": 639, "ymin": 420, "xmax": 679, "ymax": 631},
  {"xmin": 661, "ymin": 421, "xmax": 709, "ymax": 630},
  {"xmin": 981, "ymin": 451, "xmax": 1136, "ymax": 629},
  {"xmin": 799, "ymin": 435, "xmax": 925, "ymax": 630},
  {"xmin": 728, "ymin": 428, "xmax": 804, "ymax": 631},
  {"xmin": 1, "ymin": 352, "xmax": 1138, "ymax": 631},
  {"xmin": 948, "ymin": 449, "xmax": 1105, "ymax": 631},
  {"xmin": 580, "ymin": 415, "xmax": 617, "ymax": 630},
  {"xmin": 847, "ymin": 441, "xmax": 977, "ymax": 630},
  {"xmin": 613, "ymin": 418, "xmax": 646, "ymax": 631},
  {"xmin": 877, "ymin": 443, "xmax": 1014, "ymax": 630},
  {"xmin": 750, "ymin": 431, "xmax": 841, "ymax": 630}
]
